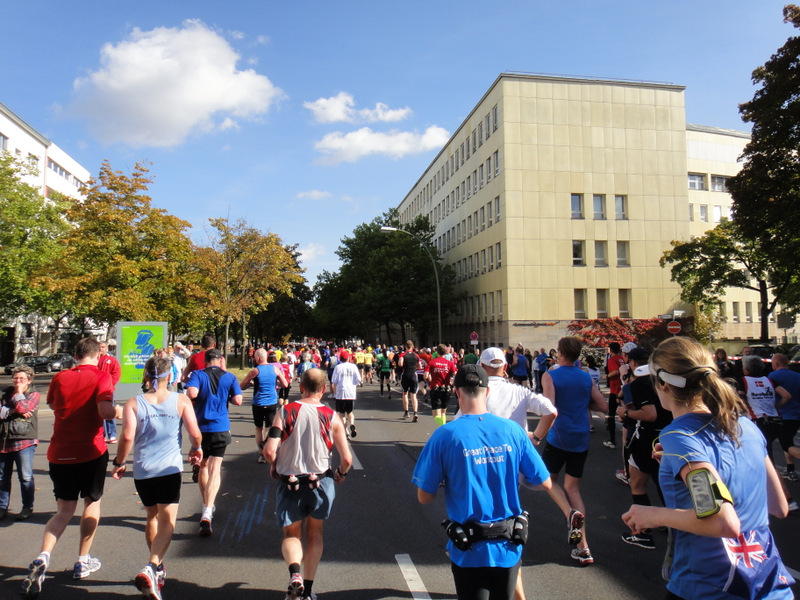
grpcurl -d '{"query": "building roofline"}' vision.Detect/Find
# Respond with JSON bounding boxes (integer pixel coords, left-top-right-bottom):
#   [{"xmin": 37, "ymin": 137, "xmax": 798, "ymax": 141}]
[
  {"xmin": 0, "ymin": 101, "xmax": 51, "ymax": 147},
  {"xmin": 686, "ymin": 122, "xmax": 751, "ymax": 139}
]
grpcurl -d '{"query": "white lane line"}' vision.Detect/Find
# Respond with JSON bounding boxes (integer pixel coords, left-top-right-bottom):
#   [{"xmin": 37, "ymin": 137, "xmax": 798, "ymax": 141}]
[
  {"xmin": 395, "ymin": 553, "xmax": 431, "ymax": 600},
  {"xmin": 350, "ymin": 446, "xmax": 363, "ymax": 470}
]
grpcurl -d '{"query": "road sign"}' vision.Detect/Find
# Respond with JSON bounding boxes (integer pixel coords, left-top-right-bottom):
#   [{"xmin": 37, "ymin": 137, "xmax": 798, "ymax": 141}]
[
  {"xmin": 470, "ymin": 331, "xmax": 479, "ymax": 341},
  {"xmin": 667, "ymin": 320, "xmax": 682, "ymax": 335}
]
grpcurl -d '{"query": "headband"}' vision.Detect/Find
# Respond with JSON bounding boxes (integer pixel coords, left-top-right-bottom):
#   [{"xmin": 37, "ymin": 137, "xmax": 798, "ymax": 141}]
[{"xmin": 653, "ymin": 365, "xmax": 715, "ymax": 388}]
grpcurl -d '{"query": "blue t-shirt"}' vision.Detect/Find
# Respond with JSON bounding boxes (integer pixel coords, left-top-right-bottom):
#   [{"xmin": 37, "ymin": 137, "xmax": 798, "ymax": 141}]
[
  {"xmin": 252, "ymin": 364, "xmax": 279, "ymax": 407},
  {"xmin": 411, "ymin": 412, "xmax": 549, "ymax": 568},
  {"xmin": 659, "ymin": 413, "xmax": 794, "ymax": 599},
  {"xmin": 187, "ymin": 367, "xmax": 242, "ymax": 433},
  {"xmin": 545, "ymin": 366, "xmax": 592, "ymax": 452},
  {"xmin": 768, "ymin": 368, "xmax": 800, "ymax": 421},
  {"xmin": 511, "ymin": 354, "xmax": 528, "ymax": 378}
]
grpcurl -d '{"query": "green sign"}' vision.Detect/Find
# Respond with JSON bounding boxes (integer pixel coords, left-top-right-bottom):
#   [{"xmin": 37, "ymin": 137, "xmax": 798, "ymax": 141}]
[{"xmin": 117, "ymin": 322, "xmax": 168, "ymax": 385}]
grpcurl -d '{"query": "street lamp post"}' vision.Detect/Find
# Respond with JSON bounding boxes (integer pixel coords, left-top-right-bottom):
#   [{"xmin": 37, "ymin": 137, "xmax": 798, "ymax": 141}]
[{"xmin": 380, "ymin": 226, "xmax": 442, "ymax": 344}]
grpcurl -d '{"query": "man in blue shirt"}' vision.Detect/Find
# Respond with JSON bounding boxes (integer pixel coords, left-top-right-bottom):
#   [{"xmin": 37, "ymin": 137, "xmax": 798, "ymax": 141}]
[
  {"xmin": 769, "ymin": 353, "xmax": 800, "ymax": 486},
  {"xmin": 412, "ymin": 365, "xmax": 551, "ymax": 600},
  {"xmin": 186, "ymin": 348, "xmax": 242, "ymax": 536}
]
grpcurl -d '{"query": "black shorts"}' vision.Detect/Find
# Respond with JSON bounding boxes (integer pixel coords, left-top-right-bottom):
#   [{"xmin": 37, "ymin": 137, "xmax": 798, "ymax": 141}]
[
  {"xmin": 135, "ymin": 472, "xmax": 182, "ymax": 506},
  {"xmin": 430, "ymin": 389, "xmax": 450, "ymax": 410},
  {"xmin": 364, "ymin": 364, "xmax": 372, "ymax": 373},
  {"xmin": 402, "ymin": 376, "xmax": 419, "ymax": 394},
  {"xmin": 49, "ymin": 451, "xmax": 109, "ymax": 502},
  {"xmin": 628, "ymin": 431, "xmax": 660, "ymax": 476},
  {"xmin": 357, "ymin": 363, "xmax": 365, "ymax": 371},
  {"xmin": 451, "ymin": 559, "xmax": 520, "ymax": 600},
  {"xmin": 542, "ymin": 443, "xmax": 588, "ymax": 479},
  {"xmin": 335, "ymin": 399, "xmax": 355, "ymax": 414},
  {"xmin": 253, "ymin": 404, "xmax": 279, "ymax": 429},
  {"xmin": 379, "ymin": 371, "xmax": 390, "ymax": 381},
  {"xmin": 511, "ymin": 375, "xmax": 528, "ymax": 384},
  {"xmin": 779, "ymin": 419, "xmax": 800, "ymax": 452},
  {"xmin": 201, "ymin": 431, "xmax": 232, "ymax": 458}
]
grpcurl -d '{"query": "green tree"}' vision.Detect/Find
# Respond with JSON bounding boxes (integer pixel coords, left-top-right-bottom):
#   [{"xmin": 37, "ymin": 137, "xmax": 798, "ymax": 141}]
[
  {"xmin": 195, "ymin": 217, "xmax": 303, "ymax": 356},
  {"xmin": 729, "ymin": 5, "xmax": 800, "ymax": 256},
  {"xmin": 0, "ymin": 154, "xmax": 70, "ymax": 320},
  {"xmin": 35, "ymin": 161, "xmax": 194, "ymax": 328},
  {"xmin": 660, "ymin": 220, "xmax": 797, "ymax": 342}
]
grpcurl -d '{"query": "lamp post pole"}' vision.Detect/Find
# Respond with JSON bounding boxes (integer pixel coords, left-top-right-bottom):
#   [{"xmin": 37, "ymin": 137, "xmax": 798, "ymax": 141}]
[{"xmin": 380, "ymin": 226, "xmax": 442, "ymax": 344}]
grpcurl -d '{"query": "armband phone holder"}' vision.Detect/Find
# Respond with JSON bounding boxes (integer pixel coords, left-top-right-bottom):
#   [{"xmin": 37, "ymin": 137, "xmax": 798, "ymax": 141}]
[{"xmin": 686, "ymin": 467, "xmax": 733, "ymax": 518}]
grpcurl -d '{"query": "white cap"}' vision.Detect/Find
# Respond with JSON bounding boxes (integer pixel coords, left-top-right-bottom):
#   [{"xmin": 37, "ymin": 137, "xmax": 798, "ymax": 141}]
[
  {"xmin": 622, "ymin": 342, "xmax": 638, "ymax": 354},
  {"xmin": 480, "ymin": 347, "xmax": 507, "ymax": 367}
]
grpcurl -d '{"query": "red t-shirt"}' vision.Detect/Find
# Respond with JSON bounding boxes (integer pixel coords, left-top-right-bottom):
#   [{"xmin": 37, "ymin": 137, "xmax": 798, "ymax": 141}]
[
  {"xmin": 187, "ymin": 352, "xmax": 206, "ymax": 374},
  {"xmin": 607, "ymin": 353, "xmax": 626, "ymax": 395},
  {"xmin": 46, "ymin": 364, "xmax": 114, "ymax": 464},
  {"xmin": 426, "ymin": 357, "xmax": 457, "ymax": 388}
]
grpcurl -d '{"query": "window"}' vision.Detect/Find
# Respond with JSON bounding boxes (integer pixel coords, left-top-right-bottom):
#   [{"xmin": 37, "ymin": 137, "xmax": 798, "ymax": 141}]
[
  {"xmin": 473, "ymin": 211, "xmax": 478, "ymax": 236},
  {"xmin": 489, "ymin": 291, "xmax": 494, "ymax": 319},
  {"xmin": 466, "ymin": 137, "xmax": 470, "ymax": 159},
  {"xmin": 574, "ymin": 289, "xmax": 587, "ymax": 319},
  {"xmin": 700, "ymin": 205, "xmax": 708, "ymax": 222},
  {"xmin": 457, "ymin": 261, "xmax": 462, "ymax": 282},
  {"xmin": 467, "ymin": 176, "xmax": 471, "ymax": 198},
  {"xmin": 492, "ymin": 105, "xmax": 498, "ymax": 131},
  {"xmin": 456, "ymin": 223, "xmax": 461, "ymax": 244},
  {"xmin": 732, "ymin": 302, "xmax": 740, "ymax": 323},
  {"xmin": 467, "ymin": 215, "xmax": 473, "ymax": 238},
  {"xmin": 479, "ymin": 164, "xmax": 484, "ymax": 188},
  {"xmin": 0, "ymin": 133, "xmax": 7, "ymax": 151},
  {"xmin": 462, "ymin": 219, "xmax": 467, "ymax": 242},
  {"xmin": 617, "ymin": 241, "xmax": 630, "ymax": 266},
  {"xmin": 713, "ymin": 205, "xmax": 722, "ymax": 223},
  {"xmin": 494, "ymin": 150, "xmax": 499, "ymax": 176},
  {"xmin": 487, "ymin": 201, "xmax": 493, "ymax": 226},
  {"xmin": 469, "ymin": 255, "xmax": 474, "ymax": 278},
  {"xmin": 472, "ymin": 130, "xmax": 477, "ymax": 151},
  {"xmin": 745, "ymin": 302, "xmax": 753, "ymax": 322},
  {"xmin": 478, "ymin": 123, "xmax": 483, "ymax": 146},
  {"xmin": 461, "ymin": 181, "xmax": 466, "ymax": 202},
  {"xmin": 571, "ymin": 193, "xmax": 584, "ymax": 219},
  {"xmin": 495, "ymin": 196, "xmax": 501, "ymax": 221},
  {"xmin": 615, "ymin": 195, "xmax": 627, "ymax": 220},
  {"xmin": 480, "ymin": 207, "xmax": 486, "ymax": 231},
  {"xmin": 688, "ymin": 173, "xmax": 706, "ymax": 190},
  {"xmin": 473, "ymin": 170, "xmax": 478, "ymax": 194},
  {"xmin": 572, "ymin": 240, "xmax": 585, "ymax": 266},
  {"xmin": 711, "ymin": 176, "xmax": 729, "ymax": 192},
  {"xmin": 593, "ymin": 194, "xmax": 606, "ymax": 219},
  {"xmin": 485, "ymin": 115, "xmax": 491, "ymax": 139},
  {"xmin": 481, "ymin": 249, "xmax": 487, "ymax": 273},
  {"xmin": 595, "ymin": 241, "xmax": 607, "ymax": 267},
  {"xmin": 495, "ymin": 242, "xmax": 502, "ymax": 268},
  {"xmin": 596, "ymin": 289, "xmax": 608, "ymax": 318},
  {"xmin": 482, "ymin": 294, "xmax": 487, "ymax": 319},
  {"xmin": 474, "ymin": 253, "xmax": 480, "ymax": 276},
  {"xmin": 486, "ymin": 158, "xmax": 492, "ymax": 182},
  {"xmin": 488, "ymin": 245, "xmax": 494, "ymax": 270},
  {"xmin": 618, "ymin": 289, "xmax": 631, "ymax": 318},
  {"xmin": 497, "ymin": 289, "xmax": 503, "ymax": 319},
  {"xmin": 460, "ymin": 143, "xmax": 465, "ymax": 165}
]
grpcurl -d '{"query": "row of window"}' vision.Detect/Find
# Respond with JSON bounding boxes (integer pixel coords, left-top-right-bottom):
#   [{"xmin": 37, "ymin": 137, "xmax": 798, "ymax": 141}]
[
  {"xmin": 689, "ymin": 203, "xmax": 731, "ymax": 223},
  {"xmin": 436, "ymin": 197, "xmax": 501, "ymax": 254},
  {"xmin": 688, "ymin": 173, "xmax": 730, "ymax": 192},
  {"xmin": 574, "ymin": 289, "xmax": 631, "ymax": 319},
  {"xmin": 431, "ymin": 151, "xmax": 501, "ymax": 226},
  {"xmin": 458, "ymin": 289, "xmax": 503, "ymax": 323},
  {"xmin": 571, "ymin": 194, "xmax": 627, "ymax": 220},
  {"xmin": 572, "ymin": 240, "xmax": 629, "ymax": 267},
  {"xmin": 403, "ymin": 104, "xmax": 500, "ymax": 225},
  {"xmin": 721, "ymin": 302, "xmax": 775, "ymax": 323},
  {"xmin": 453, "ymin": 243, "xmax": 503, "ymax": 282}
]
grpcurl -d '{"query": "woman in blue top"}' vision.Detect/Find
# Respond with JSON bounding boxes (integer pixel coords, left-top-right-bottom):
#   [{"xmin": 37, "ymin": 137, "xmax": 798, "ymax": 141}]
[
  {"xmin": 112, "ymin": 356, "xmax": 203, "ymax": 600},
  {"xmin": 623, "ymin": 337, "xmax": 793, "ymax": 600}
]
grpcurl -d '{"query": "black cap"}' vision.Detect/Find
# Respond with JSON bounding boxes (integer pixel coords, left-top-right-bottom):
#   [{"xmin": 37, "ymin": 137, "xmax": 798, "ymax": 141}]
[
  {"xmin": 205, "ymin": 348, "xmax": 222, "ymax": 361},
  {"xmin": 453, "ymin": 364, "xmax": 489, "ymax": 388}
]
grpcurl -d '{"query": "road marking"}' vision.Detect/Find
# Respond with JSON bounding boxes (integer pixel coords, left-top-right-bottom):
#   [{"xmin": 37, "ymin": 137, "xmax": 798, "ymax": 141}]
[
  {"xmin": 395, "ymin": 553, "xmax": 431, "ymax": 600},
  {"xmin": 350, "ymin": 446, "xmax": 363, "ymax": 470}
]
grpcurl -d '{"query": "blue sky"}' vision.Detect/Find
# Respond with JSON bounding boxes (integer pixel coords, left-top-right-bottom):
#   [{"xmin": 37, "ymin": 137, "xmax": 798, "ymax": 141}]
[{"xmin": 1, "ymin": 1, "xmax": 792, "ymax": 284}]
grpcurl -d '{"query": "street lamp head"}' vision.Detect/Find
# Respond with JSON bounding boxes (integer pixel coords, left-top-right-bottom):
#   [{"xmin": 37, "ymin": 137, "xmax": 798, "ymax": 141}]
[{"xmin": 380, "ymin": 226, "xmax": 398, "ymax": 232}]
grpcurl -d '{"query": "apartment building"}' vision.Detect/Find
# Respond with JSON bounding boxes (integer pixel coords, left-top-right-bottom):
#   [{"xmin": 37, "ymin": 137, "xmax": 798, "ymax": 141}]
[{"xmin": 396, "ymin": 73, "xmax": 792, "ymax": 350}]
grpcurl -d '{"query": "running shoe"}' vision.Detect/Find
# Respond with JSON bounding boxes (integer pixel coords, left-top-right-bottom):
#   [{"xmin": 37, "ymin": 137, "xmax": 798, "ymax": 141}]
[
  {"xmin": 199, "ymin": 517, "xmax": 212, "ymax": 537},
  {"xmin": 570, "ymin": 547, "xmax": 594, "ymax": 565},
  {"xmin": 135, "ymin": 564, "xmax": 162, "ymax": 600},
  {"xmin": 412, "ymin": 413, "xmax": 419, "ymax": 423},
  {"xmin": 258, "ymin": 454, "xmax": 267, "ymax": 464},
  {"xmin": 602, "ymin": 441, "xmax": 617, "ymax": 449},
  {"xmin": 789, "ymin": 500, "xmax": 799, "ymax": 512},
  {"xmin": 21, "ymin": 557, "xmax": 47, "ymax": 599},
  {"xmin": 567, "ymin": 509, "xmax": 584, "ymax": 546},
  {"xmin": 349, "ymin": 424, "xmax": 357, "ymax": 438},
  {"xmin": 402, "ymin": 411, "xmax": 409, "ymax": 419},
  {"xmin": 615, "ymin": 469, "xmax": 630, "ymax": 485},
  {"xmin": 73, "ymin": 556, "xmax": 102, "ymax": 579},
  {"xmin": 157, "ymin": 564, "xmax": 166, "ymax": 589},
  {"xmin": 287, "ymin": 572, "xmax": 304, "ymax": 599},
  {"xmin": 621, "ymin": 531, "xmax": 655, "ymax": 550},
  {"xmin": 783, "ymin": 469, "xmax": 800, "ymax": 482}
]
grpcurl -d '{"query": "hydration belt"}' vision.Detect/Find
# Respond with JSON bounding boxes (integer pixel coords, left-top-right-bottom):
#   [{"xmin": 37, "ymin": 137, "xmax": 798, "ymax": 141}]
[
  {"xmin": 279, "ymin": 469, "xmax": 333, "ymax": 491},
  {"xmin": 442, "ymin": 511, "xmax": 529, "ymax": 551}
]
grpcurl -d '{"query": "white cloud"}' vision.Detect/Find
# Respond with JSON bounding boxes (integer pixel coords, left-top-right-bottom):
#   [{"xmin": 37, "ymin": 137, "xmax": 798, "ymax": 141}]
[
  {"xmin": 314, "ymin": 125, "xmax": 450, "ymax": 164},
  {"xmin": 255, "ymin": 35, "xmax": 270, "ymax": 46},
  {"xmin": 229, "ymin": 30, "xmax": 245, "ymax": 40},
  {"xmin": 304, "ymin": 92, "xmax": 412, "ymax": 124},
  {"xmin": 70, "ymin": 19, "xmax": 285, "ymax": 147},
  {"xmin": 297, "ymin": 190, "xmax": 332, "ymax": 200},
  {"xmin": 298, "ymin": 242, "xmax": 326, "ymax": 263}
]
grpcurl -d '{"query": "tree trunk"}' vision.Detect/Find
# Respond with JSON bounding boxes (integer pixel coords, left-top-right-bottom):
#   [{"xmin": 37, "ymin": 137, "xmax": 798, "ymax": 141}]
[
  {"xmin": 240, "ymin": 311, "xmax": 248, "ymax": 370},
  {"xmin": 759, "ymin": 279, "xmax": 771, "ymax": 343},
  {"xmin": 223, "ymin": 318, "xmax": 231, "ymax": 360}
]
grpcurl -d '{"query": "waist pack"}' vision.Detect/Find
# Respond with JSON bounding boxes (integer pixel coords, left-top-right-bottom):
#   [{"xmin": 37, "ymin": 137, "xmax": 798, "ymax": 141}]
[
  {"xmin": 279, "ymin": 469, "xmax": 333, "ymax": 491},
  {"xmin": 443, "ymin": 511, "xmax": 529, "ymax": 551}
]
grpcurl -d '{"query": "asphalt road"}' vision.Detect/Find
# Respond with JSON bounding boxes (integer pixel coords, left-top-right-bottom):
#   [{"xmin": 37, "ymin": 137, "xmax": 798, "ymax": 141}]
[{"xmin": 1, "ymin": 372, "xmax": 798, "ymax": 600}]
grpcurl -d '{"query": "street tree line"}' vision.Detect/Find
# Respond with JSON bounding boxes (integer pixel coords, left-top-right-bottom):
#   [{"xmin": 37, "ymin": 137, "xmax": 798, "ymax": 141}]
[
  {"xmin": 0, "ymin": 157, "xmax": 310, "ymax": 350},
  {"xmin": 662, "ymin": 5, "xmax": 800, "ymax": 342}
]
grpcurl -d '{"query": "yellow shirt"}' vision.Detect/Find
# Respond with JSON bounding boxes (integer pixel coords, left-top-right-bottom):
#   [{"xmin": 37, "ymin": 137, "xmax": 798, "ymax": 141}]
[{"xmin": 354, "ymin": 351, "xmax": 365, "ymax": 364}]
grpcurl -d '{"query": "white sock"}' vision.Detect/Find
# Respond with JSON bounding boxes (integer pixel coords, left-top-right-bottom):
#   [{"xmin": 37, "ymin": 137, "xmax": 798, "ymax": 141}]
[{"xmin": 78, "ymin": 554, "xmax": 90, "ymax": 563}]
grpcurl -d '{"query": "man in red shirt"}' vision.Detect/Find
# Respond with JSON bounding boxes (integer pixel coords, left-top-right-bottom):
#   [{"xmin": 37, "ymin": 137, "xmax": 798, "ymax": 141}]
[
  {"xmin": 604, "ymin": 342, "xmax": 625, "ymax": 449},
  {"xmin": 98, "ymin": 342, "xmax": 121, "ymax": 443},
  {"xmin": 424, "ymin": 344, "xmax": 457, "ymax": 426},
  {"xmin": 21, "ymin": 337, "xmax": 121, "ymax": 599},
  {"xmin": 182, "ymin": 334, "xmax": 225, "ymax": 382}
]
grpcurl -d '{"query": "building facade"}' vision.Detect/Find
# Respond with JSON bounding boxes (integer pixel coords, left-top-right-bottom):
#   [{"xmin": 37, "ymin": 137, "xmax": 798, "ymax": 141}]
[{"xmin": 395, "ymin": 73, "xmax": 796, "ymax": 352}]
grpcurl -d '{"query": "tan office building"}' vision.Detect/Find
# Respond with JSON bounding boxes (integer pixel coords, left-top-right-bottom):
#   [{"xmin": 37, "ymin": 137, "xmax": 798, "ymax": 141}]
[{"xmin": 396, "ymin": 72, "xmax": 792, "ymax": 350}]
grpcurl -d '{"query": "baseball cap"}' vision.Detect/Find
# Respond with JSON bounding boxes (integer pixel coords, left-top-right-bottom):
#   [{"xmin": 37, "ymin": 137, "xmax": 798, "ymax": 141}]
[
  {"xmin": 454, "ymin": 364, "xmax": 489, "ymax": 388},
  {"xmin": 205, "ymin": 348, "xmax": 221, "ymax": 360},
  {"xmin": 479, "ymin": 347, "xmax": 506, "ymax": 367},
  {"xmin": 339, "ymin": 350, "xmax": 350, "ymax": 362},
  {"xmin": 622, "ymin": 342, "xmax": 638, "ymax": 354}
]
